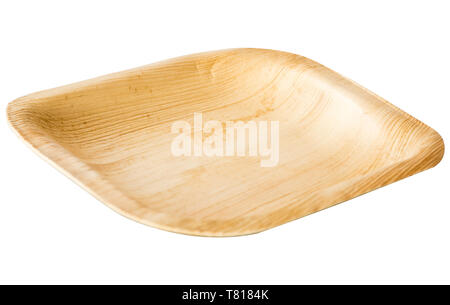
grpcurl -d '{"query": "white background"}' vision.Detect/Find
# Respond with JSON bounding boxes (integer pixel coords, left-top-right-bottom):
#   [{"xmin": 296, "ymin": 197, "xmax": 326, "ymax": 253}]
[{"xmin": 1, "ymin": 0, "xmax": 449, "ymax": 284}]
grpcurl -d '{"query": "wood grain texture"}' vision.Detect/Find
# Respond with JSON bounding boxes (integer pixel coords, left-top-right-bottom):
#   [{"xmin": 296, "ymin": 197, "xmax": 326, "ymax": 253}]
[{"xmin": 7, "ymin": 48, "xmax": 444, "ymax": 236}]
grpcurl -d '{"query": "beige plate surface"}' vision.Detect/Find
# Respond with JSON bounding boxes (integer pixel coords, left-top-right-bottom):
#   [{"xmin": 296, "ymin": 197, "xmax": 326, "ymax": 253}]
[{"xmin": 7, "ymin": 48, "xmax": 444, "ymax": 236}]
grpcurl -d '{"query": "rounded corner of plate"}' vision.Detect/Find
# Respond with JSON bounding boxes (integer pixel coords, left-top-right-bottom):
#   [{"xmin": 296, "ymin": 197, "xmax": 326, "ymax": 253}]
[{"xmin": 418, "ymin": 125, "xmax": 445, "ymax": 169}]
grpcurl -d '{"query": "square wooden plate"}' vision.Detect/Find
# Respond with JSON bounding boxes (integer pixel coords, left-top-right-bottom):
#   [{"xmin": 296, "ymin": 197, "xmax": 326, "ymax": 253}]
[{"xmin": 7, "ymin": 49, "xmax": 444, "ymax": 236}]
